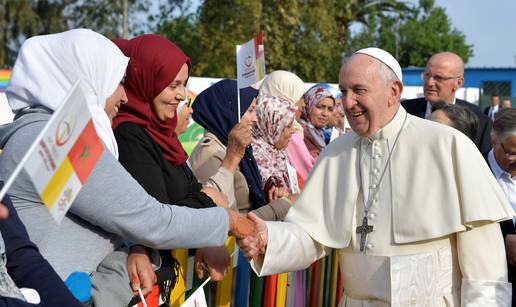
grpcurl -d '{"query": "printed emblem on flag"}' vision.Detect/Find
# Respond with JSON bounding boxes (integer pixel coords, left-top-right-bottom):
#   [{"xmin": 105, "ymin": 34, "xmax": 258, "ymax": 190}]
[
  {"xmin": 19, "ymin": 81, "xmax": 105, "ymax": 223},
  {"xmin": 236, "ymin": 32, "xmax": 265, "ymax": 89}
]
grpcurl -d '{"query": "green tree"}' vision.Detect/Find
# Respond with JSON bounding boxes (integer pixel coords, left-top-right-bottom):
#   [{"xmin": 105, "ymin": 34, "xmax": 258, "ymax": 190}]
[
  {"xmin": 293, "ymin": 0, "xmax": 341, "ymax": 82},
  {"xmin": 335, "ymin": 0, "xmax": 410, "ymax": 47},
  {"xmin": 156, "ymin": 14, "xmax": 201, "ymax": 67},
  {"xmin": 395, "ymin": 0, "xmax": 472, "ymax": 66},
  {"xmin": 184, "ymin": 0, "xmax": 409, "ymax": 82},
  {"xmin": 0, "ymin": 0, "xmax": 157, "ymax": 67},
  {"xmin": 66, "ymin": 0, "xmax": 152, "ymax": 38},
  {"xmin": 195, "ymin": 0, "xmax": 262, "ymax": 78},
  {"xmin": 0, "ymin": 0, "xmax": 42, "ymax": 67},
  {"xmin": 153, "ymin": 1, "xmax": 202, "ymax": 68},
  {"xmin": 259, "ymin": 0, "xmax": 301, "ymax": 77}
]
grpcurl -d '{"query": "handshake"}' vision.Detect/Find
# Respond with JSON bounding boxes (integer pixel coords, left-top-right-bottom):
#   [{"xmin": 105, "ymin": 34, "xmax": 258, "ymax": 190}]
[{"xmin": 226, "ymin": 209, "xmax": 268, "ymax": 261}]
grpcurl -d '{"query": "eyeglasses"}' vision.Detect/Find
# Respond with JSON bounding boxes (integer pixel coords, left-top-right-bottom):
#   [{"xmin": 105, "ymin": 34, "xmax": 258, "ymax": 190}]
[
  {"xmin": 421, "ymin": 72, "xmax": 463, "ymax": 83},
  {"xmin": 500, "ymin": 142, "xmax": 516, "ymax": 160}
]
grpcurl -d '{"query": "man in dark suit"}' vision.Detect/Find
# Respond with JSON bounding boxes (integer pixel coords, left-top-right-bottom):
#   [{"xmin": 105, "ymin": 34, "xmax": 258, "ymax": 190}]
[
  {"xmin": 401, "ymin": 52, "xmax": 493, "ymax": 156},
  {"xmin": 484, "ymin": 94, "xmax": 500, "ymax": 121},
  {"xmin": 487, "ymin": 109, "xmax": 516, "ymax": 306}
]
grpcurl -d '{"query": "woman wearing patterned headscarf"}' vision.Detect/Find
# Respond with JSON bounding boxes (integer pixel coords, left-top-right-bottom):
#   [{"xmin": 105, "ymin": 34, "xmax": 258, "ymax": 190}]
[
  {"xmin": 258, "ymin": 70, "xmax": 315, "ymax": 181},
  {"xmin": 251, "ymin": 95, "xmax": 298, "ymax": 199},
  {"xmin": 300, "ymin": 84, "xmax": 336, "ymax": 158}
]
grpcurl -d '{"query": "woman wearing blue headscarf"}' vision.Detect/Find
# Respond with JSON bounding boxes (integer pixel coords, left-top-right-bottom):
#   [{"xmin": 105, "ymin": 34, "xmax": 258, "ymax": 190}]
[{"xmin": 190, "ymin": 79, "xmax": 294, "ymax": 221}]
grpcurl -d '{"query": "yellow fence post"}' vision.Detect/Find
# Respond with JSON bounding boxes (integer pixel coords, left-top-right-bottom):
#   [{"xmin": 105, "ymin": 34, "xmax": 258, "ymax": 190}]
[
  {"xmin": 170, "ymin": 249, "xmax": 189, "ymax": 307},
  {"xmin": 275, "ymin": 273, "xmax": 288, "ymax": 307},
  {"xmin": 215, "ymin": 236, "xmax": 235, "ymax": 307}
]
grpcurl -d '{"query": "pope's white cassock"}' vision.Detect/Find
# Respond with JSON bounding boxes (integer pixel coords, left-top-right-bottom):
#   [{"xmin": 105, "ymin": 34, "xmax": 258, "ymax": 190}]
[{"xmin": 251, "ymin": 107, "xmax": 514, "ymax": 306}]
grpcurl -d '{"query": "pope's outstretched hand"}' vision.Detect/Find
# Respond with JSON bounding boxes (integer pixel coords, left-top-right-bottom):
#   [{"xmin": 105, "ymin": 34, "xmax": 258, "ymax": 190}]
[{"xmin": 237, "ymin": 212, "xmax": 268, "ymax": 261}]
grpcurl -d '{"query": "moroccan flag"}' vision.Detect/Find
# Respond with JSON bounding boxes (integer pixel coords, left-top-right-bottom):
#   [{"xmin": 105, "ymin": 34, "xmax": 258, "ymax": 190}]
[{"xmin": 0, "ymin": 80, "xmax": 104, "ymax": 223}]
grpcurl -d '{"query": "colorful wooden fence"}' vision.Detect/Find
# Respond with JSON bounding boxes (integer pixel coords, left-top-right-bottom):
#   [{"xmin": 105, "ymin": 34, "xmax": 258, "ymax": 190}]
[{"xmin": 174, "ymin": 245, "xmax": 342, "ymax": 307}]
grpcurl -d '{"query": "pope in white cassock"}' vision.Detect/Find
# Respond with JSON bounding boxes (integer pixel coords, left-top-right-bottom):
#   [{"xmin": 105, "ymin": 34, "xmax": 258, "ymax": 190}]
[{"xmin": 238, "ymin": 47, "xmax": 514, "ymax": 306}]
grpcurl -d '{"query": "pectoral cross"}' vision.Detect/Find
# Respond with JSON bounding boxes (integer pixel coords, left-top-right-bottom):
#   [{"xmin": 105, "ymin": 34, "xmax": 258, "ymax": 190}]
[{"xmin": 356, "ymin": 216, "xmax": 373, "ymax": 252}]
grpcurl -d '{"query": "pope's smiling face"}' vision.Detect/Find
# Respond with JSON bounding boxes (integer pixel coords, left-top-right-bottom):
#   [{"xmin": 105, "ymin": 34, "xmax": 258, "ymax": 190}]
[{"xmin": 339, "ymin": 54, "xmax": 402, "ymax": 137}]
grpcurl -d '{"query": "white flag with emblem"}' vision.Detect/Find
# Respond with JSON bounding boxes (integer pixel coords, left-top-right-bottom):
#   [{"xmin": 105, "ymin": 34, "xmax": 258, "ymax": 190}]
[{"xmin": 236, "ymin": 32, "xmax": 265, "ymax": 89}]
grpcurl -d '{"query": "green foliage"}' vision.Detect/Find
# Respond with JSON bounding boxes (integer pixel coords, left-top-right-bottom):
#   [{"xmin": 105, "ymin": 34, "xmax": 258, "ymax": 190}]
[
  {"xmin": 0, "ymin": 0, "xmax": 156, "ymax": 67},
  {"xmin": 156, "ymin": 14, "xmax": 201, "ymax": 67},
  {"xmin": 65, "ymin": 0, "xmax": 153, "ymax": 38},
  {"xmin": 194, "ymin": 0, "xmax": 262, "ymax": 78},
  {"xmin": 171, "ymin": 0, "xmax": 411, "ymax": 82},
  {"xmin": 396, "ymin": 2, "xmax": 473, "ymax": 66},
  {"xmin": 293, "ymin": 0, "xmax": 341, "ymax": 82},
  {"xmin": 1, "ymin": 0, "xmax": 473, "ymax": 79},
  {"xmin": 0, "ymin": 0, "xmax": 45, "ymax": 67},
  {"xmin": 260, "ymin": 0, "xmax": 301, "ymax": 77},
  {"xmin": 335, "ymin": 0, "xmax": 409, "ymax": 47}
]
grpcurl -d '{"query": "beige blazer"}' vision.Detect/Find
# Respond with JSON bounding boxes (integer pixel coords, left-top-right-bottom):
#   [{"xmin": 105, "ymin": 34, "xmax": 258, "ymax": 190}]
[{"xmin": 189, "ymin": 132, "xmax": 291, "ymax": 221}]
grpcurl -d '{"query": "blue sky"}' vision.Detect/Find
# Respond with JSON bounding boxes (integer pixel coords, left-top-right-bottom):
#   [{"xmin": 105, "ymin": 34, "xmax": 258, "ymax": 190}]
[{"xmin": 414, "ymin": 0, "xmax": 516, "ymax": 67}]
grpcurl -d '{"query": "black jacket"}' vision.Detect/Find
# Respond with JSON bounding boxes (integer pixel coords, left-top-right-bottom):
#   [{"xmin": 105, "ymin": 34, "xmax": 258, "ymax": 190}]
[
  {"xmin": 401, "ymin": 98, "xmax": 493, "ymax": 156},
  {"xmin": 114, "ymin": 122, "xmax": 216, "ymax": 208}
]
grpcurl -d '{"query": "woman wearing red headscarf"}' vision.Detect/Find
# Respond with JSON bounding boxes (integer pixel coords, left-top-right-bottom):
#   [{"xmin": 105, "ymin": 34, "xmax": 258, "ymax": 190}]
[
  {"xmin": 111, "ymin": 35, "xmax": 236, "ymax": 304},
  {"xmin": 112, "ymin": 35, "xmax": 218, "ymax": 209}
]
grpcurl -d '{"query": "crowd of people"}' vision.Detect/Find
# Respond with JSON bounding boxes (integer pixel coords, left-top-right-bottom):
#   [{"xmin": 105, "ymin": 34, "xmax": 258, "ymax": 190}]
[{"xmin": 0, "ymin": 28, "xmax": 514, "ymax": 307}]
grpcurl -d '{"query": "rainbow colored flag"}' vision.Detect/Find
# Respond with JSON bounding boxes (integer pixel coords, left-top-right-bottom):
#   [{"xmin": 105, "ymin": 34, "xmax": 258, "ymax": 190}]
[
  {"xmin": 0, "ymin": 80, "xmax": 104, "ymax": 223},
  {"xmin": 0, "ymin": 69, "xmax": 10, "ymax": 92}
]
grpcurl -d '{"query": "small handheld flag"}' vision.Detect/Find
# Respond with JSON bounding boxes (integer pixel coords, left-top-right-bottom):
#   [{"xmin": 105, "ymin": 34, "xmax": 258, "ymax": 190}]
[
  {"xmin": 236, "ymin": 32, "xmax": 265, "ymax": 89},
  {"xmin": 0, "ymin": 80, "xmax": 104, "ymax": 223},
  {"xmin": 235, "ymin": 32, "xmax": 266, "ymax": 120}
]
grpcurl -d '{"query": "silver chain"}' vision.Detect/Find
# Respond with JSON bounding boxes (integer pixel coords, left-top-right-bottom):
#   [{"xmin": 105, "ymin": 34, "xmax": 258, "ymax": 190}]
[{"xmin": 358, "ymin": 112, "xmax": 408, "ymax": 215}]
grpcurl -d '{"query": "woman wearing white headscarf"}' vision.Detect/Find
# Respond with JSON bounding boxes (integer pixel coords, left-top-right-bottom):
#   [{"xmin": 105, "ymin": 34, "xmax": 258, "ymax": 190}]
[
  {"xmin": 0, "ymin": 29, "xmax": 249, "ymax": 306},
  {"xmin": 258, "ymin": 70, "xmax": 315, "ymax": 182}
]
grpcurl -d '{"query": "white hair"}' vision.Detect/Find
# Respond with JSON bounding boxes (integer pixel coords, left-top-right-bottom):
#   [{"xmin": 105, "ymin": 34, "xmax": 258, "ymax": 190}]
[{"xmin": 377, "ymin": 61, "xmax": 398, "ymax": 84}]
